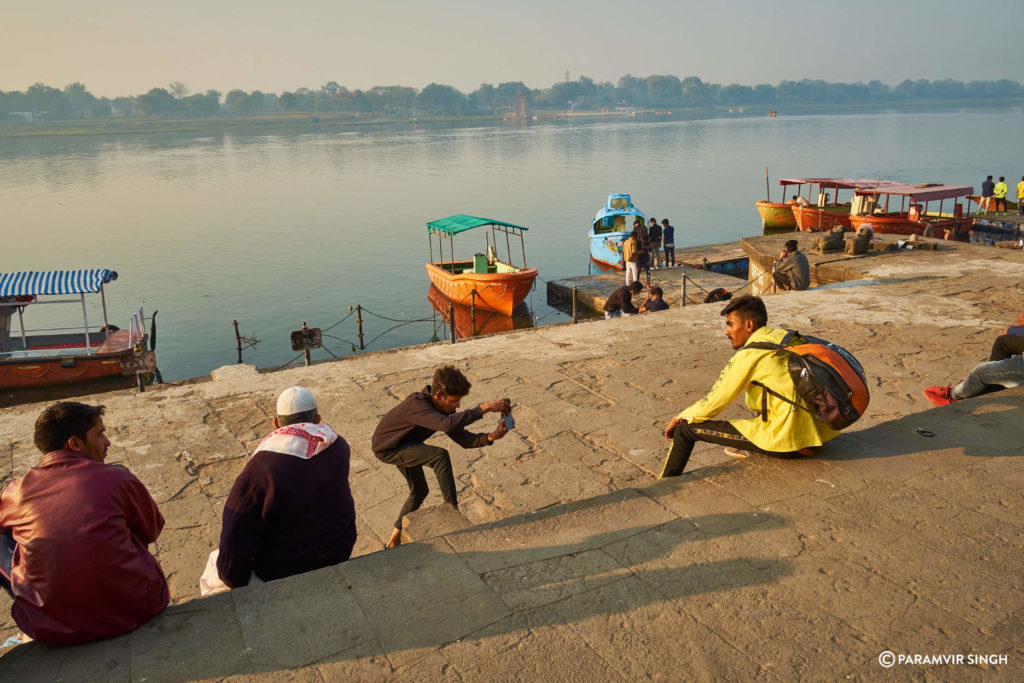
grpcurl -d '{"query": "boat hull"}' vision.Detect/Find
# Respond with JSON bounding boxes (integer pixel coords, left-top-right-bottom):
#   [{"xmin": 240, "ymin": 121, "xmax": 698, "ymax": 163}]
[
  {"xmin": 588, "ymin": 231, "xmax": 629, "ymax": 270},
  {"xmin": 426, "ymin": 263, "xmax": 537, "ymax": 316},
  {"xmin": 792, "ymin": 205, "xmax": 853, "ymax": 232},
  {"xmin": 850, "ymin": 214, "xmax": 970, "ymax": 240},
  {"xmin": 1, "ymin": 351, "xmax": 132, "ymax": 389},
  {"xmin": 756, "ymin": 201, "xmax": 797, "ymax": 234},
  {"xmin": 427, "ymin": 286, "xmax": 532, "ymax": 338}
]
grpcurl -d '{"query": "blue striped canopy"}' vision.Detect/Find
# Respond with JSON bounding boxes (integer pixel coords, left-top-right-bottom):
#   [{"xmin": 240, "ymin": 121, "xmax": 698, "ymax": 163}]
[{"xmin": 0, "ymin": 269, "xmax": 118, "ymax": 297}]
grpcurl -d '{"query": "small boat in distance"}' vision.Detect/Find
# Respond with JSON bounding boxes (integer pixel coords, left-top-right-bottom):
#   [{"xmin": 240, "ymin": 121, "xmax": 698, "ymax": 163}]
[
  {"xmin": 851, "ymin": 182, "xmax": 975, "ymax": 239},
  {"xmin": 0, "ymin": 269, "xmax": 156, "ymax": 390},
  {"xmin": 426, "ymin": 215, "xmax": 539, "ymax": 316},
  {"xmin": 589, "ymin": 193, "xmax": 647, "ymax": 270}
]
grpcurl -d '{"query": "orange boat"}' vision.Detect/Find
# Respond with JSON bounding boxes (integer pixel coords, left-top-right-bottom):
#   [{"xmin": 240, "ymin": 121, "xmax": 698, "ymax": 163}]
[
  {"xmin": 850, "ymin": 182, "xmax": 975, "ymax": 239},
  {"xmin": 427, "ymin": 285, "xmax": 533, "ymax": 339},
  {"xmin": 426, "ymin": 215, "xmax": 539, "ymax": 316},
  {"xmin": 787, "ymin": 178, "xmax": 906, "ymax": 232},
  {"xmin": 1, "ymin": 269, "xmax": 157, "ymax": 390}
]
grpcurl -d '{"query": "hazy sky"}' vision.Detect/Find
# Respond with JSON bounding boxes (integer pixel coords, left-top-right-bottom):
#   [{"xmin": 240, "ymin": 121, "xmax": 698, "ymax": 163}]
[{"xmin": 3, "ymin": 0, "xmax": 1020, "ymax": 97}]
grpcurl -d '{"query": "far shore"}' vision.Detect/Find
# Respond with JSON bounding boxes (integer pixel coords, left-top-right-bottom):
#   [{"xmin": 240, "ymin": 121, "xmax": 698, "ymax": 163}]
[{"xmin": 3, "ymin": 98, "xmax": 1022, "ymax": 139}]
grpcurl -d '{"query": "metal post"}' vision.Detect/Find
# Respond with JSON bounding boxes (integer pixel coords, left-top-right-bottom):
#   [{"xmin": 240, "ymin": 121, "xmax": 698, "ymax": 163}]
[
  {"xmin": 682, "ymin": 275, "xmax": 687, "ymax": 306},
  {"xmin": 449, "ymin": 303, "xmax": 456, "ymax": 343},
  {"xmin": 233, "ymin": 320, "xmax": 243, "ymax": 364},
  {"xmin": 137, "ymin": 372, "xmax": 145, "ymax": 393},
  {"xmin": 470, "ymin": 289, "xmax": 477, "ymax": 336},
  {"xmin": 17, "ymin": 306, "xmax": 28, "ymax": 350},
  {"xmin": 100, "ymin": 284, "xmax": 110, "ymax": 335},
  {"xmin": 356, "ymin": 305, "xmax": 365, "ymax": 350},
  {"xmin": 80, "ymin": 293, "xmax": 91, "ymax": 354},
  {"xmin": 302, "ymin": 321, "xmax": 311, "ymax": 366},
  {"xmin": 572, "ymin": 285, "xmax": 578, "ymax": 323}
]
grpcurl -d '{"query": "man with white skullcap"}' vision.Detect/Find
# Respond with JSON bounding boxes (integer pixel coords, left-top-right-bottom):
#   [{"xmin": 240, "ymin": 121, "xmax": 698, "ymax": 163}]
[{"xmin": 213, "ymin": 386, "xmax": 356, "ymax": 588}]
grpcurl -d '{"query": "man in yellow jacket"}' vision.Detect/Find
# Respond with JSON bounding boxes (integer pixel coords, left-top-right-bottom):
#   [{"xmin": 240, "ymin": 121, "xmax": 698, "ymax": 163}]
[{"xmin": 661, "ymin": 295, "xmax": 839, "ymax": 477}]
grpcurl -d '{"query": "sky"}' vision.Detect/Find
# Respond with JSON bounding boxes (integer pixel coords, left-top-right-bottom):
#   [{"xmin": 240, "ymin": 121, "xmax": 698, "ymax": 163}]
[{"xmin": 2, "ymin": 0, "xmax": 1021, "ymax": 97}]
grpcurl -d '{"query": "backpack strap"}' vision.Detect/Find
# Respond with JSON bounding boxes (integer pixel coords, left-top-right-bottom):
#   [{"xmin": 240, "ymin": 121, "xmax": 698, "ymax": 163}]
[{"xmin": 750, "ymin": 380, "xmax": 814, "ymax": 422}]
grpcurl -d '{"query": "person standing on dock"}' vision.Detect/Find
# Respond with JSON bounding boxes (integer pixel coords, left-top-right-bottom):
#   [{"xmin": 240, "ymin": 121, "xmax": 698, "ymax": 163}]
[
  {"xmin": 372, "ymin": 366, "xmax": 509, "ymax": 548},
  {"xmin": 772, "ymin": 239, "xmax": 810, "ymax": 291},
  {"xmin": 622, "ymin": 231, "xmax": 639, "ymax": 285},
  {"xmin": 649, "ymin": 217, "xmax": 663, "ymax": 268},
  {"xmin": 981, "ymin": 175, "xmax": 995, "ymax": 212},
  {"xmin": 993, "ymin": 176, "xmax": 1008, "ymax": 213},
  {"xmin": 659, "ymin": 295, "xmax": 839, "ymax": 476},
  {"xmin": 1017, "ymin": 176, "xmax": 1024, "ymax": 216},
  {"xmin": 661, "ymin": 219, "xmax": 676, "ymax": 267},
  {"xmin": 210, "ymin": 387, "xmax": 357, "ymax": 591}
]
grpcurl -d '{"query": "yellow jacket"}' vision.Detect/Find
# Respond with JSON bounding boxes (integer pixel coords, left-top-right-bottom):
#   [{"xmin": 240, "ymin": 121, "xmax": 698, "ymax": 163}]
[
  {"xmin": 1016, "ymin": 180, "xmax": 1024, "ymax": 200},
  {"xmin": 994, "ymin": 182, "xmax": 1008, "ymax": 199},
  {"xmin": 676, "ymin": 326, "xmax": 839, "ymax": 452}
]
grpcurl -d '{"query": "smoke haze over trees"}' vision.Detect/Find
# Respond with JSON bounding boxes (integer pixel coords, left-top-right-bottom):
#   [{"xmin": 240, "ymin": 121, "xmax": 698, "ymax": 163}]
[{"xmin": 2, "ymin": 75, "xmax": 1023, "ymax": 121}]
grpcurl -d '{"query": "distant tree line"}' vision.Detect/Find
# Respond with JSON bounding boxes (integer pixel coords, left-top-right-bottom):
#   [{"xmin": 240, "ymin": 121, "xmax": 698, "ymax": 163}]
[{"xmin": 2, "ymin": 76, "xmax": 1023, "ymax": 121}]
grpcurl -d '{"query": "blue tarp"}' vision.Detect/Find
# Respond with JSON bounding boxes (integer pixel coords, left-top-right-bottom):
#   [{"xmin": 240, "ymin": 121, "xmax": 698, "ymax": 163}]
[{"xmin": 0, "ymin": 269, "xmax": 118, "ymax": 297}]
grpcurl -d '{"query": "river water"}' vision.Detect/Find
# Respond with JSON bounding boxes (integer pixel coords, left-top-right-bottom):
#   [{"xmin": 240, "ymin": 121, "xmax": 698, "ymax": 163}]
[{"xmin": 2, "ymin": 105, "xmax": 1022, "ymax": 381}]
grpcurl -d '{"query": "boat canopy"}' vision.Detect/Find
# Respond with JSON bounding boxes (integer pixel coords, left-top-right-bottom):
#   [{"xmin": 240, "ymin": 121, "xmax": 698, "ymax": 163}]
[
  {"xmin": 427, "ymin": 215, "xmax": 528, "ymax": 236},
  {"xmin": 854, "ymin": 183, "xmax": 974, "ymax": 202},
  {"xmin": 0, "ymin": 269, "xmax": 118, "ymax": 297},
  {"xmin": 779, "ymin": 178, "xmax": 905, "ymax": 191}
]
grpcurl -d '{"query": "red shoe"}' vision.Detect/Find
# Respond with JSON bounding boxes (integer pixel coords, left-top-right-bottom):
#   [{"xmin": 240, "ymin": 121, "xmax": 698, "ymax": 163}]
[{"xmin": 923, "ymin": 385, "xmax": 954, "ymax": 407}]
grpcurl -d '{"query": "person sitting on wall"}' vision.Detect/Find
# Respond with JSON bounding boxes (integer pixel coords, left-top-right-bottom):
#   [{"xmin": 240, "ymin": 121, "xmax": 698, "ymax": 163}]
[
  {"xmin": 924, "ymin": 318, "xmax": 1024, "ymax": 406},
  {"xmin": 0, "ymin": 402, "xmax": 168, "ymax": 645},
  {"xmin": 772, "ymin": 239, "xmax": 811, "ymax": 291},
  {"xmin": 660, "ymin": 295, "xmax": 839, "ymax": 476},
  {"xmin": 604, "ymin": 281, "xmax": 643, "ymax": 319},
  {"xmin": 205, "ymin": 387, "xmax": 357, "ymax": 593}
]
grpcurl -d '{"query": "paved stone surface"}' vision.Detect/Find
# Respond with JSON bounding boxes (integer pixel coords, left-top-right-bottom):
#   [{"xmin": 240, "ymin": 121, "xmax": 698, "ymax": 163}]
[{"xmin": 0, "ymin": 236, "xmax": 1022, "ymax": 679}]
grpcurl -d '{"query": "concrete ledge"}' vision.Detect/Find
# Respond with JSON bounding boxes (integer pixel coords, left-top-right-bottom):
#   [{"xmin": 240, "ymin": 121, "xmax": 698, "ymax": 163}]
[{"xmin": 401, "ymin": 504, "xmax": 472, "ymax": 544}]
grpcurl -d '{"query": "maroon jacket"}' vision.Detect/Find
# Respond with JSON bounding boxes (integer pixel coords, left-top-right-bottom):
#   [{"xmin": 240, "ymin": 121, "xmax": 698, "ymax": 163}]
[{"xmin": 0, "ymin": 450, "xmax": 168, "ymax": 645}]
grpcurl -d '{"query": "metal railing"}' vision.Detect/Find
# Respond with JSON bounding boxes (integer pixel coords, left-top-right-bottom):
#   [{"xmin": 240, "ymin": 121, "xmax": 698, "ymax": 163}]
[{"xmin": 127, "ymin": 306, "xmax": 146, "ymax": 349}]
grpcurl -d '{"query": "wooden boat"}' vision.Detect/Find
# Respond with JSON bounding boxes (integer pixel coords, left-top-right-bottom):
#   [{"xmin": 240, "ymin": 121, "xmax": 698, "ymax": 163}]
[
  {"xmin": 850, "ymin": 182, "xmax": 975, "ymax": 239},
  {"xmin": 427, "ymin": 285, "xmax": 533, "ymax": 339},
  {"xmin": 967, "ymin": 195, "xmax": 1018, "ymax": 213},
  {"xmin": 0, "ymin": 269, "xmax": 156, "ymax": 390},
  {"xmin": 589, "ymin": 193, "xmax": 647, "ymax": 269},
  {"xmin": 426, "ymin": 215, "xmax": 539, "ymax": 316},
  {"xmin": 787, "ymin": 178, "xmax": 905, "ymax": 232},
  {"xmin": 755, "ymin": 200, "xmax": 797, "ymax": 234}
]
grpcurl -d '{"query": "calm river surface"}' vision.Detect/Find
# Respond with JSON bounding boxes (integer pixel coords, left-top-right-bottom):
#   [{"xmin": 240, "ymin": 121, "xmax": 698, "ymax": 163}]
[{"xmin": 2, "ymin": 105, "xmax": 1022, "ymax": 381}]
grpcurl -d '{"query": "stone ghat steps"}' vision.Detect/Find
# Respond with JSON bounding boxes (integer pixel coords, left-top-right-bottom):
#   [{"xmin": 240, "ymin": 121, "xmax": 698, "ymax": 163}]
[{"xmin": 2, "ymin": 386, "xmax": 1022, "ymax": 681}]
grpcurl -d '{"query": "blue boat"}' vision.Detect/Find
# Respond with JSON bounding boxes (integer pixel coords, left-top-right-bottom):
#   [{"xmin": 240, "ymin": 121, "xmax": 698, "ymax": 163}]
[{"xmin": 589, "ymin": 193, "xmax": 648, "ymax": 270}]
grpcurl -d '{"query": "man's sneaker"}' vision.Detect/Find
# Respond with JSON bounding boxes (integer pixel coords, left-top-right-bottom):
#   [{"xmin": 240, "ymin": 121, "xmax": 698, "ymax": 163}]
[
  {"xmin": 796, "ymin": 447, "xmax": 816, "ymax": 457},
  {"xmin": 924, "ymin": 385, "xmax": 955, "ymax": 407},
  {"xmin": 724, "ymin": 447, "xmax": 752, "ymax": 459}
]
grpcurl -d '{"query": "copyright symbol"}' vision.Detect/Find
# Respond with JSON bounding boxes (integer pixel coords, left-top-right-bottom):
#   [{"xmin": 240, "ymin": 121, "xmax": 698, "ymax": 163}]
[{"xmin": 878, "ymin": 650, "xmax": 896, "ymax": 668}]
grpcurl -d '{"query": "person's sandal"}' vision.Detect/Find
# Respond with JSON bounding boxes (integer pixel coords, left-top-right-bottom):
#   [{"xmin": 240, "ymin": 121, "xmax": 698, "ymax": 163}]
[{"xmin": 724, "ymin": 447, "xmax": 752, "ymax": 459}]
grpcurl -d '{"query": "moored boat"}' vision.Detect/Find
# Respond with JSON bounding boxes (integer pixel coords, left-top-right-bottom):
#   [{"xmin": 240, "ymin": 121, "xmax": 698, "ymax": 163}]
[
  {"xmin": 850, "ymin": 182, "xmax": 975, "ymax": 239},
  {"xmin": 427, "ymin": 285, "xmax": 533, "ymax": 339},
  {"xmin": 756, "ymin": 200, "xmax": 798, "ymax": 234},
  {"xmin": 788, "ymin": 178, "xmax": 905, "ymax": 232},
  {"xmin": 426, "ymin": 215, "xmax": 539, "ymax": 316},
  {"xmin": 0, "ymin": 269, "xmax": 156, "ymax": 390},
  {"xmin": 589, "ymin": 194, "xmax": 647, "ymax": 269}
]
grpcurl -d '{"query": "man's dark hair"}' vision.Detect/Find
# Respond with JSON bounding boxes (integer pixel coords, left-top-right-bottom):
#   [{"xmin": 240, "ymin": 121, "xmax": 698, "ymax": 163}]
[
  {"xmin": 785, "ymin": 239, "xmax": 799, "ymax": 252},
  {"xmin": 34, "ymin": 402, "xmax": 105, "ymax": 454},
  {"xmin": 629, "ymin": 281, "xmax": 643, "ymax": 293},
  {"xmin": 432, "ymin": 365, "xmax": 471, "ymax": 397},
  {"xmin": 999, "ymin": 176, "xmax": 1005, "ymax": 182},
  {"xmin": 721, "ymin": 294, "xmax": 767, "ymax": 328},
  {"xmin": 650, "ymin": 286, "xmax": 663, "ymax": 297},
  {"xmin": 277, "ymin": 409, "xmax": 318, "ymax": 427},
  {"xmin": 661, "ymin": 218, "xmax": 669, "ymax": 225},
  {"xmin": 987, "ymin": 175, "xmax": 993, "ymax": 180}
]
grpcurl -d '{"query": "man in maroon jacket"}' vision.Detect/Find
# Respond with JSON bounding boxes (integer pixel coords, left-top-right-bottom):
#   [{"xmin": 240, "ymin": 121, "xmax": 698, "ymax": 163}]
[
  {"xmin": 0, "ymin": 402, "xmax": 168, "ymax": 645},
  {"xmin": 372, "ymin": 366, "xmax": 510, "ymax": 548}
]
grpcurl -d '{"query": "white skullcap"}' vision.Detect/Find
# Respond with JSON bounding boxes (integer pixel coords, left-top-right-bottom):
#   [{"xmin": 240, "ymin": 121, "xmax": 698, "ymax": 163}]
[{"xmin": 277, "ymin": 386, "xmax": 317, "ymax": 416}]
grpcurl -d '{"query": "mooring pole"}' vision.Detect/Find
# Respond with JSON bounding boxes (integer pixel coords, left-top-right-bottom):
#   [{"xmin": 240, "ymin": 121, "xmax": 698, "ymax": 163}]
[
  {"xmin": 449, "ymin": 302, "xmax": 456, "ymax": 343},
  {"xmin": 470, "ymin": 289, "xmax": 477, "ymax": 336},
  {"xmin": 302, "ymin": 321, "xmax": 311, "ymax": 366},
  {"xmin": 572, "ymin": 285, "xmax": 578, "ymax": 323},
  {"xmin": 356, "ymin": 305, "xmax": 365, "ymax": 350},
  {"xmin": 137, "ymin": 373, "xmax": 145, "ymax": 393},
  {"xmin": 682, "ymin": 275, "xmax": 687, "ymax": 306},
  {"xmin": 233, "ymin": 320, "xmax": 243, "ymax": 364}
]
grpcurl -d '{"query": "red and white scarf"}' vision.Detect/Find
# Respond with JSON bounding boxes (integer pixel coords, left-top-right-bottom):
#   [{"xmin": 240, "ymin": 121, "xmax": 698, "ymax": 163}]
[{"xmin": 253, "ymin": 422, "xmax": 337, "ymax": 459}]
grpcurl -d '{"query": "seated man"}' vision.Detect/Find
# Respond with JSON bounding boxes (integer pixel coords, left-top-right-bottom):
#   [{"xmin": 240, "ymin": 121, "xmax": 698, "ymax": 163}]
[
  {"xmin": 604, "ymin": 281, "xmax": 643, "ymax": 319},
  {"xmin": 372, "ymin": 366, "xmax": 509, "ymax": 548},
  {"xmin": 772, "ymin": 239, "xmax": 810, "ymax": 291},
  {"xmin": 640, "ymin": 286, "xmax": 669, "ymax": 313},
  {"xmin": 0, "ymin": 403, "xmax": 168, "ymax": 645},
  {"xmin": 660, "ymin": 295, "xmax": 839, "ymax": 476},
  {"xmin": 924, "ymin": 329, "xmax": 1024, "ymax": 406},
  {"xmin": 790, "ymin": 194, "xmax": 810, "ymax": 207},
  {"xmin": 214, "ymin": 387, "xmax": 357, "ymax": 588}
]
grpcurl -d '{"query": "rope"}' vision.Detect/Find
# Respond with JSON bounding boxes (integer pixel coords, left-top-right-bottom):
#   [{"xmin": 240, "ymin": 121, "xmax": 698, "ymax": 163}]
[
  {"xmin": 322, "ymin": 309, "xmax": 355, "ymax": 333},
  {"xmin": 358, "ymin": 306, "xmax": 433, "ymax": 324},
  {"xmin": 269, "ymin": 353, "xmax": 305, "ymax": 372},
  {"xmin": 320, "ymin": 344, "xmax": 343, "ymax": 362}
]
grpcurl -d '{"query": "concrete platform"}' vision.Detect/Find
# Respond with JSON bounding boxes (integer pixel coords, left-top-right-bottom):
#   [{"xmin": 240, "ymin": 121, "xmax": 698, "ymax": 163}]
[
  {"xmin": 1, "ymin": 236, "xmax": 1023, "ymax": 680},
  {"xmin": 547, "ymin": 266, "xmax": 747, "ymax": 314}
]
